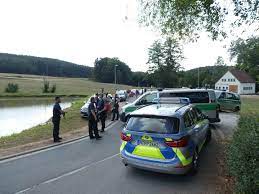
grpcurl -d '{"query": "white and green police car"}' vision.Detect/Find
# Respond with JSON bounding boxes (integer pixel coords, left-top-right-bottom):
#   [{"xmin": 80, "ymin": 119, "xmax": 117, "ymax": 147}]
[{"xmin": 120, "ymin": 89, "xmax": 220, "ymax": 123}]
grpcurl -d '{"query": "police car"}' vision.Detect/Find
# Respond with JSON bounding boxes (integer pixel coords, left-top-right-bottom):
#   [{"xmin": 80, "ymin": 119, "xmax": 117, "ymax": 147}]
[{"xmin": 120, "ymin": 98, "xmax": 211, "ymax": 175}]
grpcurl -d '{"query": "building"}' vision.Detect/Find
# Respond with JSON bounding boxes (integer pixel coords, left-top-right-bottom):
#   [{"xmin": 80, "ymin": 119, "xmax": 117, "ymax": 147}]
[{"xmin": 215, "ymin": 69, "xmax": 256, "ymax": 94}]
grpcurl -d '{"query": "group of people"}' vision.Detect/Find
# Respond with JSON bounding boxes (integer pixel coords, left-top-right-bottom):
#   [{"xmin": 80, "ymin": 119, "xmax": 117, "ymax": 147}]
[{"xmin": 52, "ymin": 93, "xmax": 120, "ymax": 142}]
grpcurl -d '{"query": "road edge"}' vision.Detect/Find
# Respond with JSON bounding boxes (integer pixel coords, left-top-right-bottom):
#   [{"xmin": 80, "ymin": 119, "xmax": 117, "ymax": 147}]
[{"xmin": 0, "ymin": 120, "xmax": 117, "ymax": 162}]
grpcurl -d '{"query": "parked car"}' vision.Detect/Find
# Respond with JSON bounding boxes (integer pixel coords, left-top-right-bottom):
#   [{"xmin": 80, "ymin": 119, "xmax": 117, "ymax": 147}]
[
  {"xmin": 80, "ymin": 97, "xmax": 92, "ymax": 118},
  {"xmin": 215, "ymin": 90, "xmax": 241, "ymax": 112},
  {"xmin": 120, "ymin": 98, "xmax": 211, "ymax": 175},
  {"xmin": 116, "ymin": 90, "xmax": 127, "ymax": 102},
  {"xmin": 120, "ymin": 89, "xmax": 220, "ymax": 123},
  {"xmin": 80, "ymin": 94, "xmax": 113, "ymax": 118}
]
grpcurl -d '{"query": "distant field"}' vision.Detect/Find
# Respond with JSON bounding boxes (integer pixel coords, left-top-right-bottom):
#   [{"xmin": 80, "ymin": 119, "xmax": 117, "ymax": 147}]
[{"xmin": 0, "ymin": 73, "xmax": 132, "ymax": 97}]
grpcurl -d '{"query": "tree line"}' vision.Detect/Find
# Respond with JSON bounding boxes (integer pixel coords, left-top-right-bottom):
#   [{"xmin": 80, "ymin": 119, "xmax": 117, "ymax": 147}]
[{"xmin": 0, "ymin": 53, "xmax": 93, "ymax": 78}]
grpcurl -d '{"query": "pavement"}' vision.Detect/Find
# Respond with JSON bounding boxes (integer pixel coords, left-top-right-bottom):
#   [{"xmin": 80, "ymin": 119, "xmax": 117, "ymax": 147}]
[{"xmin": 0, "ymin": 111, "xmax": 238, "ymax": 194}]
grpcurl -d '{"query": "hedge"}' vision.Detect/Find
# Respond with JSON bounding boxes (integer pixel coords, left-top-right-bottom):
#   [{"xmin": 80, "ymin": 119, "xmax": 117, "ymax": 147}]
[{"xmin": 227, "ymin": 114, "xmax": 259, "ymax": 193}]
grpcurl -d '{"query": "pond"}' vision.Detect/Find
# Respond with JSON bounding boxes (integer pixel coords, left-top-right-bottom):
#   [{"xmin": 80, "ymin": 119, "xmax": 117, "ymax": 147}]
[{"xmin": 0, "ymin": 98, "xmax": 73, "ymax": 137}]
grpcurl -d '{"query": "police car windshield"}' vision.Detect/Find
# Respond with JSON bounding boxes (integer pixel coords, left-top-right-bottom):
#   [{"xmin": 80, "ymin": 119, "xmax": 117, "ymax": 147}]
[{"xmin": 126, "ymin": 116, "xmax": 179, "ymax": 134}]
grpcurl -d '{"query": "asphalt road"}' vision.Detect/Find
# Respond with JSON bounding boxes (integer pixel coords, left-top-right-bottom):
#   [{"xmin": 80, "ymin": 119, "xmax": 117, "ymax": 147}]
[{"xmin": 0, "ymin": 112, "xmax": 238, "ymax": 194}]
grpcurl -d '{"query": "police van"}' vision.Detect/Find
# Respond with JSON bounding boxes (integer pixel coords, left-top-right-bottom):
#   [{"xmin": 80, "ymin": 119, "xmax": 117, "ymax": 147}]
[{"xmin": 120, "ymin": 89, "xmax": 220, "ymax": 123}]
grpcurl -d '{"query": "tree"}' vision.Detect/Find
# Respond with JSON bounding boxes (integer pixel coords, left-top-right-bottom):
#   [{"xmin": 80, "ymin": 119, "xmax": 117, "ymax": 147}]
[
  {"xmin": 147, "ymin": 38, "xmax": 183, "ymax": 88},
  {"xmin": 139, "ymin": 0, "xmax": 259, "ymax": 40},
  {"xmin": 229, "ymin": 37, "xmax": 259, "ymax": 80},
  {"xmin": 147, "ymin": 40, "xmax": 164, "ymax": 73},
  {"xmin": 93, "ymin": 57, "xmax": 133, "ymax": 85},
  {"xmin": 0, "ymin": 53, "xmax": 92, "ymax": 78},
  {"xmin": 215, "ymin": 56, "xmax": 227, "ymax": 66}
]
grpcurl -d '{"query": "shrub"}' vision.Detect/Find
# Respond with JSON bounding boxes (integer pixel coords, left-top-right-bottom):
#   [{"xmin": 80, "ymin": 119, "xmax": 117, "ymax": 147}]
[
  {"xmin": 50, "ymin": 84, "xmax": 56, "ymax": 93},
  {"xmin": 5, "ymin": 83, "xmax": 19, "ymax": 93},
  {"xmin": 42, "ymin": 80, "xmax": 50, "ymax": 93},
  {"xmin": 227, "ymin": 114, "xmax": 259, "ymax": 193}
]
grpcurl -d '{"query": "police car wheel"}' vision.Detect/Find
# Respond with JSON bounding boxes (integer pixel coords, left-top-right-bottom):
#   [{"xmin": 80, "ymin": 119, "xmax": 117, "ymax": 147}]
[{"xmin": 190, "ymin": 149, "xmax": 199, "ymax": 175}]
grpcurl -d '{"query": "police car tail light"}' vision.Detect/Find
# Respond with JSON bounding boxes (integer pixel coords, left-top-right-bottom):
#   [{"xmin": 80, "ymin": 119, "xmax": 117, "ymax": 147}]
[
  {"xmin": 165, "ymin": 136, "xmax": 189, "ymax": 147},
  {"xmin": 121, "ymin": 132, "xmax": 132, "ymax": 142}
]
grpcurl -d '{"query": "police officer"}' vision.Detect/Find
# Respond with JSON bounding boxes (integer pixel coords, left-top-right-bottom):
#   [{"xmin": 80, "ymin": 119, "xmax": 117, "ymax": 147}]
[
  {"xmin": 111, "ymin": 94, "xmax": 119, "ymax": 121},
  {"xmin": 52, "ymin": 96, "xmax": 65, "ymax": 143},
  {"xmin": 88, "ymin": 97, "xmax": 102, "ymax": 140},
  {"xmin": 97, "ymin": 94, "xmax": 106, "ymax": 132}
]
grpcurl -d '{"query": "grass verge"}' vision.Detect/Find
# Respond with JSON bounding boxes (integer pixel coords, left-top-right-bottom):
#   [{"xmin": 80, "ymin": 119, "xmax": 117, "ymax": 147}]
[
  {"xmin": 0, "ymin": 100, "xmax": 86, "ymax": 149},
  {"xmin": 226, "ymin": 96, "xmax": 259, "ymax": 193}
]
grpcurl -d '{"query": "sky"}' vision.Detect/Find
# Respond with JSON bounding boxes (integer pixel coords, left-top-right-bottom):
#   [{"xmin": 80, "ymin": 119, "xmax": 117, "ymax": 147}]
[{"xmin": 0, "ymin": 0, "xmax": 258, "ymax": 72}]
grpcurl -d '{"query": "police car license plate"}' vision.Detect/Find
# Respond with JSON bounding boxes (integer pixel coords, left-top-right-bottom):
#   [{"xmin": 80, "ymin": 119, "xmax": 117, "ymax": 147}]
[{"xmin": 141, "ymin": 141, "xmax": 159, "ymax": 147}]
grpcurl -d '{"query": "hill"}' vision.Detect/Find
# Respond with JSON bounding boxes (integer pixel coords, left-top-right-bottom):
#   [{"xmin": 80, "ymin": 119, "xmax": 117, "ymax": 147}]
[
  {"xmin": 180, "ymin": 65, "xmax": 230, "ymax": 88},
  {"xmin": 0, "ymin": 53, "xmax": 93, "ymax": 78}
]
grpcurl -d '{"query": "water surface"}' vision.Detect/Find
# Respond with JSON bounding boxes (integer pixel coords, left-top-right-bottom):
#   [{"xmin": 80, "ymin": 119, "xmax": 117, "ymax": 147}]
[{"xmin": 0, "ymin": 98, "xmax": 72, "ymax": 137}]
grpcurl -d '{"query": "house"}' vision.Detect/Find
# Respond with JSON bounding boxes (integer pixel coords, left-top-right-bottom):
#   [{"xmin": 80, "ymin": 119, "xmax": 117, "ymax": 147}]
[{"xmin": 215, "ymin": 69, "xmax": 256, "ymax": 94}]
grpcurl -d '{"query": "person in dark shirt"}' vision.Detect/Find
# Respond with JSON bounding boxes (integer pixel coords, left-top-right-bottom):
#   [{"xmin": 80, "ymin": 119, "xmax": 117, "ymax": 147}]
[
  {"xmin": 97, "ymin": 94, "xmax": 106, "ymax": 132},
  {"xmin": 88, "ymin": 97, "xmax": 102, "ymax": 140},
  {"xmin": 52, "ymin": 96, "xmax": 65, "ymax": 142},
  {"xmin": 111, "ymin": 94, "xmax": 119, "ymax": 121}
]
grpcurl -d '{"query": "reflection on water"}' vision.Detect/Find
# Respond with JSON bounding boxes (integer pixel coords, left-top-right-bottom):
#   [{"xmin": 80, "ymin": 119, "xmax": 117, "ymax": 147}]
[{"xmin": 0, "ymin": 99, "xmax": 72, "ymax": 137}]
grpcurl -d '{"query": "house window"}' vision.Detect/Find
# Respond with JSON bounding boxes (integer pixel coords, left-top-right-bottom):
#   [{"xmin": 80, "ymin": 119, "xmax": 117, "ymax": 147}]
[
  {"xmin": 243, "ymin": 86, "xmax": 253, "ymax": 90},
  {"xmin": 219, "ymin": 87, "xmax": 221, "ymax": 90},
  {"xmin": 222, "ymin": 79, "xmax": 224, "ymax": 82},
  {"xmin": 226, "ymin": 87, "xmax": 228, "ymax": 90},
  {"xmin": 223, "ymin": 87, "xmax": 225, "ymax": 90},
  {"xmin": 233, "ymin": 79, "xmax": 235, "ymax": 82}
]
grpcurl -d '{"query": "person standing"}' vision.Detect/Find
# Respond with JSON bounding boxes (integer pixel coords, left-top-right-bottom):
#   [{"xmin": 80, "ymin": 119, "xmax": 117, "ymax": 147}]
[
  {"xmin": 88, "ymin": 97, "xmax": 102, "ymax": 140},
  {"xmin": 97, "ymin": 94, "xmax": 106, "ymax": 132},
  {"xmin": 52, "ymin": 96, "xmax": 65, "ymax": 143},
  {"xmin": 111, "ymin": 94, "xmax": 119, "ymax": 121}
]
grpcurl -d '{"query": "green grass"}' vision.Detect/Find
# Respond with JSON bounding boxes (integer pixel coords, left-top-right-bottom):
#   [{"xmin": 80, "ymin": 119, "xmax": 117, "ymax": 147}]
[
  {"xmin": 240, "ymin": 96, "xmax": 259, "ymax": 115},
  {"xmin": 0, "ymin": 100, "xmax": 86, "ymax": 149},
  {"xmin": 0, "ymin": 73, "xmax": 132, "ymax": 97}
]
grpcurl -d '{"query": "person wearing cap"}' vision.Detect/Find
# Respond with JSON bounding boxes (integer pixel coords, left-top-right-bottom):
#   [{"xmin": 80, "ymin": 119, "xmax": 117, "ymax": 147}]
[{"xmin": 52, "ymin": 96, "xmax": 65, "ymax": 142}]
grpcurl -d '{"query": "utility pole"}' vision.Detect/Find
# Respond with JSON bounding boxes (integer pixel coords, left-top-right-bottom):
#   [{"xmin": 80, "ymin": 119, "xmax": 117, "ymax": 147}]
[
  {"xmin": 114, "ymin": 64, "xmax": 118, "ymax": 86},
  {"xmin": 197, "ymin": 67, "xmax": 200, "ymax": 88}
]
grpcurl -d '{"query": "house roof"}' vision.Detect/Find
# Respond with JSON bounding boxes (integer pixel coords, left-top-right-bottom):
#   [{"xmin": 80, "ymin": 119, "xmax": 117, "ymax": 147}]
[{"xmin": 229, "ymin": 69, "xmax": 255, "ymax": 83}]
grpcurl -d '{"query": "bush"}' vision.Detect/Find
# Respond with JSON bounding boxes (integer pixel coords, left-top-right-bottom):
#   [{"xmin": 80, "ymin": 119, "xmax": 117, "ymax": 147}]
[
  {"xmin": 42, "ymin": 79, "xmax": 56, "ymax": 93},
  {"xmin": 5, "ymin": 83, "xmax": 19, "ymax": 93},
  {"xmin": 50, "ymin": 84, "xmax": 56, "ymax": 93},
  {"xmin": 42, "ymin": 80, "xmax": 50, "ymax": 93},
  {"xmin": 227, "ymin": 114, "xmax": 259, "ymax": 193}
]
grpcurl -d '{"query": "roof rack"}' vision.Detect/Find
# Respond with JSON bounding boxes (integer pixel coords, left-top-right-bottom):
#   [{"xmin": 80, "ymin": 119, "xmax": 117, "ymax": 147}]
[{"xmin": 153, "ymin": 97, "xmax": 190, "ymax": 104}]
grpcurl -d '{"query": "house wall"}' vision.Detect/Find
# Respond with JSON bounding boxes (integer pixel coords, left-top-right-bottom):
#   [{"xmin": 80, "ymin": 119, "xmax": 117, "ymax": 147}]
[
  {"xmin": 215, "ymin": 71, "xmax": 241, "ymax": 93},
  {"xmin": 215, "ymin": 71, "xmax": 256, "ymax": 94},
  {"xmin": 239, "ymin": 83, "xmax": 256, "ymax": 94}
]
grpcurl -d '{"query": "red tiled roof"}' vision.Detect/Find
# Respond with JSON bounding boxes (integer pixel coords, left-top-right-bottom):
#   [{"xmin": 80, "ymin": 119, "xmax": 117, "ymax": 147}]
[{"xmin": 229, "ymin": 69, "xmax": 255, "ymax": 83}]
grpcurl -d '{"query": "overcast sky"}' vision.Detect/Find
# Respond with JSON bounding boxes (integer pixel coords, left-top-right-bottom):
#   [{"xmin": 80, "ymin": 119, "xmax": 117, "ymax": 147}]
[{"xmin": 0, "ymin": 0, "xmax": 258, "ymax": 71}]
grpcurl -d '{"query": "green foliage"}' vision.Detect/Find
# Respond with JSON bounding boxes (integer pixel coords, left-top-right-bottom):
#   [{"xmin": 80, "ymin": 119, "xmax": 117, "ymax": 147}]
[
  {"xmin": 42, "ymin": 79, "xmax": 56, "ymax": 93},
  {"xmin": 229, "ymin": 37, "xmax": 259, "ymax": 90},
  {"xmin": 139, "ymin": 0, "xmax": 259, "ymax": 40},
  {"xmin": 227, "ymin": 114, "xmax": 259, "ymax": 193},
  {"xmin": 5, "ymin": 83, "xmax": 19, "ymax": 93},
  {"xmin": 0, "ymin": 53, "xmax": 93, "ymax": 78},
  {"xmin": 147, "ymin": 38, "xmax": 183, "ymax": 88},
  {"xmin": 179, "ymin": 65, "xmax": 229, "ymax": 88},
  {"xmin": 94, "ymin": 57, "xmax": 132, "ymax": 85},
  {"xmin": 50, "ymin": 84, "xmax": 56, "ymax": 93},
  {"xmin": 42, "ymin": 80, "xmax": 50, "ymax": 93}
]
